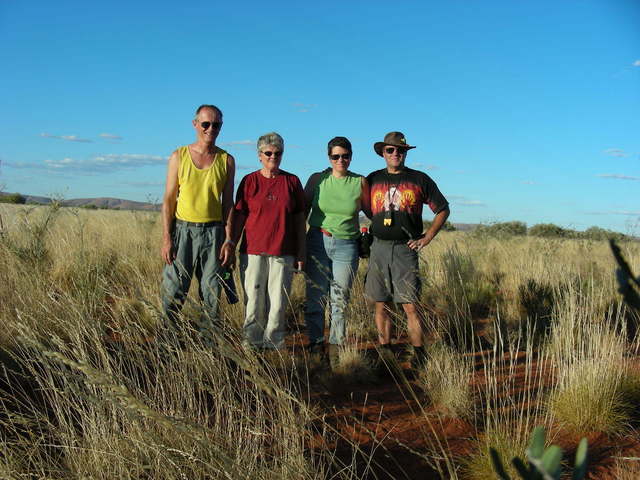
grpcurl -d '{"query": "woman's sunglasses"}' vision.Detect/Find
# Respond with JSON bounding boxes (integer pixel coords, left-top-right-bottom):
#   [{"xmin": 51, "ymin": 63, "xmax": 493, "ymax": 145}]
[
  {"xmin": 330, "ymin": 154, "xmax": 351, "ymax": 161},
  {"xmin": 261, "ymin": 150, "xmax": 283, "ymax": 158}
]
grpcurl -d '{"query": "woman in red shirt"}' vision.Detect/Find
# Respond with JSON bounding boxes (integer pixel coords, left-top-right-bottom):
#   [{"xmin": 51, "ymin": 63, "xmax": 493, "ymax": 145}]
[{"xmin": 227, "ymin": 132, "xmax": 306, "ymax": 350}]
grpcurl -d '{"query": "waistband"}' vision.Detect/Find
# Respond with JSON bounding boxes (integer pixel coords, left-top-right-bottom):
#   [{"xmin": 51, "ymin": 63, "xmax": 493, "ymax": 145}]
[
  {"xmin": 373, "ymin": 237, "xmax": 410, "ymax": 245},
  {"xmin": 176, "ymin": 219, "xmax": 223, "ymax": 228}
]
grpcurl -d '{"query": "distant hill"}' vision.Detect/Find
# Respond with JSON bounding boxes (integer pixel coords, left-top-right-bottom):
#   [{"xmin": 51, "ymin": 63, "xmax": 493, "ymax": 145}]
[{"xmin": 0, "ymin": 192, "xmax": 160, "ymax": 211}]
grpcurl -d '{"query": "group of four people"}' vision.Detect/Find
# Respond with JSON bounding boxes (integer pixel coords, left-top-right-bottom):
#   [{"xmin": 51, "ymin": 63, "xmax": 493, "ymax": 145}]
[{"xmin": 160, "ymin": 104, "xmax": 450, "ymax": 367}]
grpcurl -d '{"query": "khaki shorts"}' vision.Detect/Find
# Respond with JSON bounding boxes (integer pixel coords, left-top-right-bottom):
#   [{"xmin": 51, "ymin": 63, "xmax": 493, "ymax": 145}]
[{"xmin": 364, "ymin": 238, "xmax": 421, "ymax": 304}]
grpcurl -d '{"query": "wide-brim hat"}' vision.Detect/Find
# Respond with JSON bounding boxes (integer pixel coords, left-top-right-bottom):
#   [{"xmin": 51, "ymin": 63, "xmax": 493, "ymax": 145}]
[{"xmin": 374, "ymin": 131, "xmax": 416, "ymax": 156}]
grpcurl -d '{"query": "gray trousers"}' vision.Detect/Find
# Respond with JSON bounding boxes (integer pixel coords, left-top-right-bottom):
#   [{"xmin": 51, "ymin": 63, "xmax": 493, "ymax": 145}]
[{"xmin": 161, "ymin": 221, "xmax": 223, "ymax": 337}]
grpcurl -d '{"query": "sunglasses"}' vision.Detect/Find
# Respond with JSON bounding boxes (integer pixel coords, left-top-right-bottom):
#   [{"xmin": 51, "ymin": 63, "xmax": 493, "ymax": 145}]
[
  {"xmin": 261, "ymin": 150, "xmax": 283, "ymax": 158},
  {"xmin": 201, "ymin": 121, "xmax": 223, "ymax": 130},
  {"xmin": 384, "ymin": 146, "xmax": 408, "ymax": 154},
  {"xmin": 330, "ymin": 154, "xmax": 351, "ymax": 161}
]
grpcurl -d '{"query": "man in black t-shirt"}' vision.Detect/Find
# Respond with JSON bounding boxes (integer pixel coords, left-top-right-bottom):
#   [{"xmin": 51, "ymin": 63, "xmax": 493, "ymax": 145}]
[{"xmin": 365, "ymin": 131, "xmax": 450, "ymax": 368}]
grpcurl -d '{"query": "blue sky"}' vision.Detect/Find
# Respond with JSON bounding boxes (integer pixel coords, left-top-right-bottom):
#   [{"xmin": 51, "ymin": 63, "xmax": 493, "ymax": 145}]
[{"xmin": 1, "ymin": 1, "xmax": 638, "ymax": 233}]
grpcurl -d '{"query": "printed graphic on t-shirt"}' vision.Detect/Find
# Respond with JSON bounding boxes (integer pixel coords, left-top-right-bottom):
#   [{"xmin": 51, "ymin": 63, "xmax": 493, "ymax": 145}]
[{"xmin": 371, "ymin": 182, "xmax": 422, "ymax": 215}]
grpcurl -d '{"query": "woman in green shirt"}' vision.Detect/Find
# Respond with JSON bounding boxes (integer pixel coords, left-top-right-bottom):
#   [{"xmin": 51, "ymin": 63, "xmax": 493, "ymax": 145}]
[{"xmin": 304, "ymin": 137, "xmax": 370, "ymax": 358}]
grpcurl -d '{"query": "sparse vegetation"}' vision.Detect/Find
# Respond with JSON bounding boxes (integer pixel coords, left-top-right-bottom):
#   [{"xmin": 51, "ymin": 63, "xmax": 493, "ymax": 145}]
[{"xmin": 0, "ymin": 202, "xmax": 639, "ymax": 478}]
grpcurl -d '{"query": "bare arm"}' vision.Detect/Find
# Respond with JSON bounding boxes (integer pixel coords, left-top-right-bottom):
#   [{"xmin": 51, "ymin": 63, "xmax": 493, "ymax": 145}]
[
  {"xmin": 161, "ymin": 150, "xmax": 180, "ymax": 264},
  {"xmin": 407, "ymin": 206, "xmax": 450, "ymax": 251},
  {"xmin": 219, "ymin": 154, "xmax": 236, "ymax": 266},
  {"xmin": 360, "ymin": 176, "xmax": 372, "ymax": 219}
]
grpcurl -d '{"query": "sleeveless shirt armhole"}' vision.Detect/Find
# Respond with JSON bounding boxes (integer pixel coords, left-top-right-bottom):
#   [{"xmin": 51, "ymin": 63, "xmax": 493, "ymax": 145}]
[{"xmin": 177, "ymin": 146, "xmax": 187, "ymax": 185}]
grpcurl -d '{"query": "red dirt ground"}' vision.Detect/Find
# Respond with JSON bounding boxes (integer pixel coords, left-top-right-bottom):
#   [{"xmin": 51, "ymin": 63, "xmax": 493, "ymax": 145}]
[{"xmin": 285, "ymin": 331, "xmax": 640, "ymax": 480}]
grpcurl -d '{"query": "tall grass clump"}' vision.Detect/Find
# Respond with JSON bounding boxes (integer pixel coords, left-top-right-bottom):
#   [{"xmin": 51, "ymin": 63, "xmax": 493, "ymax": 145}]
[
  {"xmin": 416, "ymin": 343, "xmax": 473, "ymax": 418},
  {"xmin": 546, "ymin": 281, "xmax": 639, "ymax": 434}
]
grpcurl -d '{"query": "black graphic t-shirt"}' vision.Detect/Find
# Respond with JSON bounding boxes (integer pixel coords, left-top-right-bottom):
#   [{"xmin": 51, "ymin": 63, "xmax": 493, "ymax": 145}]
[{"xmin": 366, "ymin": 167, "xmax": 448, "ymax": 241}]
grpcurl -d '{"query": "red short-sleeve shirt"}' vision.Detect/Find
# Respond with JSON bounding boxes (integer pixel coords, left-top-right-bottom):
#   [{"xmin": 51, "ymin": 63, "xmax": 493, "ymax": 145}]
[{"xmin": 234, "ymin": 170, "xmax": 305, "ymax": 256}]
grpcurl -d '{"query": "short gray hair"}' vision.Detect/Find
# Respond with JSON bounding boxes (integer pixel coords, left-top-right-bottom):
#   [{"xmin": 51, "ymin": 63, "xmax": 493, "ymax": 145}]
[
  {"xmin": 257, "ymin": 132, "xmax": 284, "ymax": 152},
  {"xmin": 194, "ymin": 104, "xmax": 223, "ymax": 121}
]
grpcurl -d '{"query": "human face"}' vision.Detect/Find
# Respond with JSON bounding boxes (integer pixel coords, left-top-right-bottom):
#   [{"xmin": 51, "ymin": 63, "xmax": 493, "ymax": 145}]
[
  {"xmin": 258, "ymin": 145, "xmax": 283, "ymax": 172},
  {"xmin": 328, "ymin": 146, "xmax": 351, "ymax": 175},
  {"xmin": 382, "ymin": 145, "xmax": 408, "ymax": 173},
  {"xmin": 193, "ymin": 108, "xmax": 223, "ymax": 144}
]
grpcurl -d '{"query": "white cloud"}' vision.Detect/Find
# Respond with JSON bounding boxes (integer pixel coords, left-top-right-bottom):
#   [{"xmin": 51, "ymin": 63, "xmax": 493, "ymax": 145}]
[
  {"xmin": 40, "ymin": 133, "xmax": 93, "ymax": 143},
  {"xmin": 521, "ymin": 180, "xmax": 536, "ymax": 185},
  {"xmin": 292, "ymin": 102, "xmax": 317, "ymax": 113},
  {"xmin": 633, "ymin": 60, "xmax": 640, "ymax": 67},
  {"xmin": 604, "ymin": 148, "xmax": 629, "ymax": 157},
  {"xmin": 588, "ymin": 210, "xmax": 640, "ymax": 216},
  {"xmin": 99, "ymin": 133, "xmax": 123, "ymax": 140},
  {"xmin": 220, "ymin": 140, "xmax": 254, "ymax": 149},
  {"xmin": 597, "ymin": 174, "xmax": 640, "ymax": 181},
  {"xmin": 448, "ymin": 195, "xmax": 486, "ymax": 207},
  {"xmin": 7, "ymin": 153, "xmax": 168, "ymax": 175},
  {"xmin": 236, "ymin": 164, "xmax": 255, "ymax": 170},
  {"xmin": 122, "ymin": 181, "xmax": 164, "ymax": 187},
  {"xmin": 411, "ymin": 162, "xmax": 438, "ymax": 170}
]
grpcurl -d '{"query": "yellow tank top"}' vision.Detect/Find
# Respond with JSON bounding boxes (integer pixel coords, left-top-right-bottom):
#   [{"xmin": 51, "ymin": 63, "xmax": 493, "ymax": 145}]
[{"xmin": 175, "ymin": 145, "xmax": 228, "ymax": 222}]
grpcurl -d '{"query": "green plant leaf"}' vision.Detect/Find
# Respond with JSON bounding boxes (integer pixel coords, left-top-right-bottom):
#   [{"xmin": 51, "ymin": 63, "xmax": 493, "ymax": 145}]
[
  {"xmin": 528, "ymin": 426, "xmax": 546, "ymax": 459},
  {"xmin": 572, "ymin": 437, "xmax": 588, "ymax": 480},
  {"xmin": 540, "ymin": 446, "xmax": 563, "ymax": 478}
]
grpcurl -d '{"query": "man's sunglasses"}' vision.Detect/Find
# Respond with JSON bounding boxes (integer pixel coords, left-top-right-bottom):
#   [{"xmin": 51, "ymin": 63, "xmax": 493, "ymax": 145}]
[
  {"xmin": 330, "ymin": 154, "xmax": 351, "ymax": 161},
  {"xmin": 261, "ymin": 150, "xmax": 283, "ymax": 158},
  {"xmin": 384, "ymin": 146, "xmax": 408, "ymax": 154},
  {"xmin": 201, "ymin": 121, "xmax": 223, "ymax": 130}
]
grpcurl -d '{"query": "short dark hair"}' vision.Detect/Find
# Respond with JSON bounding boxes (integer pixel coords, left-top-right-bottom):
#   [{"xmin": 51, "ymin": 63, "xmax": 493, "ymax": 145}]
[
  {"xmin": 327, "ymin": 136, "xmax": 352, "ymax": 155},
  {"xmin": 194, "ymin": 104, "xmax": 223, "ymax": 120}
]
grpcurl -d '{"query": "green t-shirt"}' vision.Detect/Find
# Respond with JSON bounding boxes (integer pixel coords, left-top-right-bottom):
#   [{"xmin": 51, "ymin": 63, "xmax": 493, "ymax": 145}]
[{"xmin": 308, "ymin": 169, "xmax": 363, "ymax": 239}]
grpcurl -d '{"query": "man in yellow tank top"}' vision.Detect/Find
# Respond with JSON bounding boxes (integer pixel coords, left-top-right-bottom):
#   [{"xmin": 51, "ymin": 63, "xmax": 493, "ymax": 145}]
[{"xmin": 160, "ymin": 104, "xmax": 236, "ymax": 345}]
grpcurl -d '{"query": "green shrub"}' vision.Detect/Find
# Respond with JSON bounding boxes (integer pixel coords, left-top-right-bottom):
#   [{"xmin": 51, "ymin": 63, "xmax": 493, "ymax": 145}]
[
  {"xmin": 528, "ymin": 223, "xmax": 571, "ymax": 238},
  {"xmin": 0, "ymin": 193, "xmax": 26, "ymax": 204},
  {"xmin": 475, "ymin": 221, "xmax": 527, "ymax": 237},
  {"xmin": 579, "ymin": 226, "xmax": 628, "ymax": 242}
]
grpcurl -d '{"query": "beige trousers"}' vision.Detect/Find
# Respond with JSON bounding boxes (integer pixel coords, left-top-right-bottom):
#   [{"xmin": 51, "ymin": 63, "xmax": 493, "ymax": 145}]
[{"xmin": 240, "ymin": 254, "xmax": 294, "ymax": 349}]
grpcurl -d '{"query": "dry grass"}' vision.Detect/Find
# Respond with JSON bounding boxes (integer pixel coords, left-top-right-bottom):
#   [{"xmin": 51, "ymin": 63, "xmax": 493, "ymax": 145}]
[
  {"xmin": 1, "ymin": 203, "xmax": 639, "ymax": 478},
  {"xmin": 416, "ymin": 343, "xmax": 473, "ymax": 418}
]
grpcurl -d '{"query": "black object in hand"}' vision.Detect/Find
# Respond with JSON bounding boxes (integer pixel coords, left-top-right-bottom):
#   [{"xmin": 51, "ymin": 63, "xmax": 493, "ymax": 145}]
[{"xmin": 358, "ymin": 227, "xmax": 373, "ymax": 258}]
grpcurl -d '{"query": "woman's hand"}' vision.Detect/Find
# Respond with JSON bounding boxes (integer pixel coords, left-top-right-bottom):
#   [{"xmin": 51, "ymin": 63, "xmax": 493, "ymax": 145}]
[{"xmin": 219, "ymin": 241, "xmax": 236, "ymax": 267}]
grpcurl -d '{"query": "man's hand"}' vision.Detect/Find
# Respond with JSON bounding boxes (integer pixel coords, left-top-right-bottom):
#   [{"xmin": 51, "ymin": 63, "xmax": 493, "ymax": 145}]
[
  {"xmin": 161, "ymin": 237, "xmax": 175, "ymax": 264},
  {"xmin": 407, "ymin": 236, "xmax": 431, "ymax": 251},
  {"xmin": 219, "ymin": 241, "xmax": 235, "ymax": 267}
]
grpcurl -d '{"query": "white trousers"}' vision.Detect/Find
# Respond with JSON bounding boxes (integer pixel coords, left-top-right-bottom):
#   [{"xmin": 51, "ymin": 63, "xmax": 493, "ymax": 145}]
[{"xmin": 240, "ymin": 254, "xmax": 294, "ymax": 349}]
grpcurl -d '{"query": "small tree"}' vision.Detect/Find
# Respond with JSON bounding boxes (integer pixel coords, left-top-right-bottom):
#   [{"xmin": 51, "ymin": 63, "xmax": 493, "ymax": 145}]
[{"xmin": 475, "ymin": 221, "xmax": 527, "ymax": 237}]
